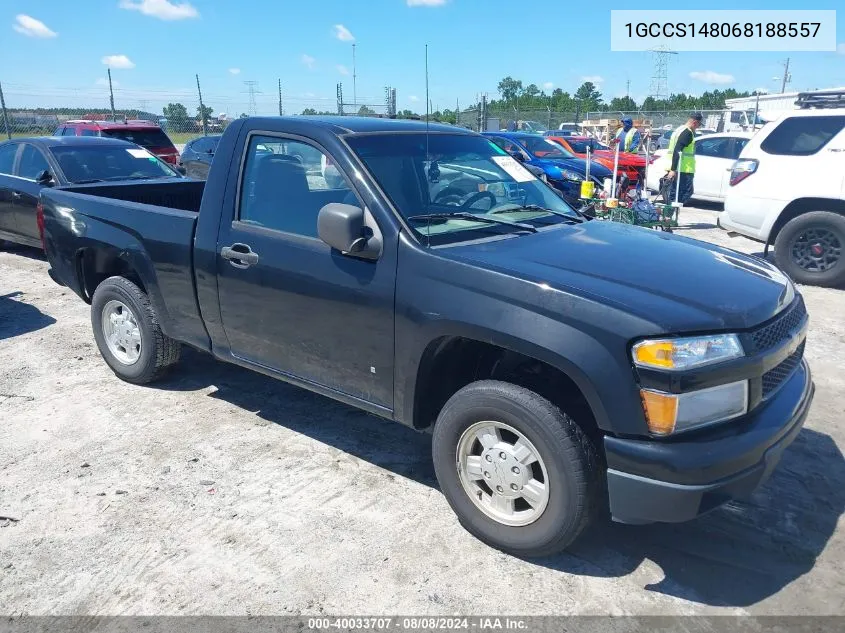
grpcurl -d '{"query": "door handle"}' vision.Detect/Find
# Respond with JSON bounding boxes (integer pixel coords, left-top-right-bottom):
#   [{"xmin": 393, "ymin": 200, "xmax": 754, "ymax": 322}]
[
  {"xmin": 11, "ymin": 191, "xmax": 22, "ymax": 199},
  {"xmin": 221, "ymin": 243, "xmax": 259, "ymax": 269}
]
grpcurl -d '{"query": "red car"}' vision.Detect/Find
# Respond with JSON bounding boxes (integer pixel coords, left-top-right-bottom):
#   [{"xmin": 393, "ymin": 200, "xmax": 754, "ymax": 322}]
[
  {"xmin": 547, "ymin": 135, "xmax": 646, "ymax": 183},
  {"xmin": 53, "ymin": 120, "xmax": 180, "ymax": 165}
]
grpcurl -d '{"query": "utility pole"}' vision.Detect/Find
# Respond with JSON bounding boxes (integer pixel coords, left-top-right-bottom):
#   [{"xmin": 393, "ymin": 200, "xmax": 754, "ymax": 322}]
[
  {"xmin": 196, "ymin": 74, "xmax": 208, "ymax": 135},
  {"xmin": 0, "ymin": 81, "xmax": 10, "ymax": 140},
  {"xmin": 626, "ymin": 78, "xmax": 631, "ymax": 99},
  {"xmin": 425, "ymin": 44, "xmax": 429, "ymax": 123},
  {"xmin": 337, "ymin": 83, "xmax": 344, "ymax": 115},
  {"xmin": 780, "ymin": 57, "xmax": 791, "ymax": 94},
  {"xmin": 352, "ymin": 43, "xmax": 357, "ymax": 107},
  {"xmin": 278, "ymin": 79, "xmax": 283, "ymax": 116},
  {"xmin": 107, "ymin": 68, "xmax": 116, "ymax": 121},
  {"xmin": 456, "ymin": 97, "xmax": 459, "ymax": 126}
]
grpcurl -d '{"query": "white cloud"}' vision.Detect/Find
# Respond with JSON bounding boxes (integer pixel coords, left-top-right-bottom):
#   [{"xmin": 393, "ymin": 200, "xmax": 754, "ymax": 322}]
[
  {"xmin": 581, "ymin": 75, "xmax": 604, "ymax": 85},
  {"xmin": 301, "ymin": 54, "xmax": 316, "ymax": 70},
  {"xmin": 102, "ymin": 54, "xmax": 136, "ymax": 69},
  {"xmin": 543, "ymin": 82, "xmax": 554, "ymax": 90},
  {"xmin": 336, "ymin": 65, "xmax": 350, "ymax": 75},
  {"xmin": 407, "ymin": 0, "xmax": 447, "ymax": 5},
  {"xmin": 304, "ymin": 92, "xmax": 316, "ymax": 98},
  {"xmin": 409, "ymin": 95, "xmax": 419, "ymax": 102},
  {"xmin": 333, "ymin": 24, "xmax": 355, "ymax": 42},
  {"xmin": 229, "ymin": 68, "xmax": 241, "ymax": 75},
  {"xmin": 689, "ymin": 70, "xmax": 735, "ymax": 85},
  {"xmin": 118, "ymin": 0, "xmax": 198, "ymax": 20},
  {"xmin": 13, "ymin": 14, "xmax": 57, "ymax": 38},
  {"xmin": 95, "ymin": 77, "xmax": 120, "ymax": 87},
  {"xmin": 838, "ymin": 42, "xmax": 845, "ymax": 54}
]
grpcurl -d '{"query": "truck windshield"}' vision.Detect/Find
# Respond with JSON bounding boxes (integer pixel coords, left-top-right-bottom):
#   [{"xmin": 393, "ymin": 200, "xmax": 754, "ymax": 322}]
[
  {"xmin": 51, "ymin": 145, "xmax": 181, "ymax": 183},
  {"xmin": 346, "ymin": 133, "xmax": 580, "ymax": 245}
]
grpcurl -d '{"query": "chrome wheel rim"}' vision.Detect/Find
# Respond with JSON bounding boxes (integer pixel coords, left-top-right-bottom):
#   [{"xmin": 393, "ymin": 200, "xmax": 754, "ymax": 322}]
[
  {"xmin": 101, "ymin": 300, "xmax": 142, "ymax": 365},
  {"xmin": 791, "ymin": 227, "xmax": 842, "ymax": 273},
  {"xmin": 456, "ymin": 420, "xmax": 550, "ymax": 527}
]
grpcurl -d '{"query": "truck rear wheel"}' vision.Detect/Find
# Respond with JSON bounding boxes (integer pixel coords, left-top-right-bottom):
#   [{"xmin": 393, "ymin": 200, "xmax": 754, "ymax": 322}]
[
  {"xmin": 91, "ymin": 276, "xmax": 181, "ymax": 384},
  {"xmin": 774, "ymin": 211, "xmax": 845, "ymax": 287},
  {"xmin": 432, "ymin": 380, "xmax": 601, "ymax": 557}
]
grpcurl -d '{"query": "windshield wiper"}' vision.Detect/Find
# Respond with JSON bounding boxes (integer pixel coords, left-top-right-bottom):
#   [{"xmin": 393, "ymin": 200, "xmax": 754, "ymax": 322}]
[
  {"xmin": 493, "ymin": 204, "xmax": 583, "ymax": 223},
  {"xmin": 71, "ymin": 178, "xmax": 105, "ymax": 184},
  {"xmin": 406, "ymin": 211, "xmax": 537, "ymax": 233}
]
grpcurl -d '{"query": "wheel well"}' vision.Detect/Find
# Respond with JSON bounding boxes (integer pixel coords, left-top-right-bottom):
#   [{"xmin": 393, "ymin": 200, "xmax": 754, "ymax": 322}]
[
  {"xmin": 770, "ymin": 198, "xmax": 845, "ymax": 244},
  {"xmin": 77, "ymin": 248, "xmax": 146, "ymax": 302},
  {"xmin": 413, "ymin": 336, "xmax": 600, "ymax": 444}
]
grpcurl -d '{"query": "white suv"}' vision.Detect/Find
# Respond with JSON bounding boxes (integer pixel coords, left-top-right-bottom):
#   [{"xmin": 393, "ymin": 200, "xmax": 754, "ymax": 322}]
[{"xmin": 720, "ymin": 108, "xmax": 845, "ymax": 286}]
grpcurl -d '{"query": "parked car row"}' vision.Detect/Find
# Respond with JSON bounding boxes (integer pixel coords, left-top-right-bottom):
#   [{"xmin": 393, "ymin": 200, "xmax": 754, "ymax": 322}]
[{"xmin": 0, "ymin": 136, "xmax": 183, "ymax": 249}]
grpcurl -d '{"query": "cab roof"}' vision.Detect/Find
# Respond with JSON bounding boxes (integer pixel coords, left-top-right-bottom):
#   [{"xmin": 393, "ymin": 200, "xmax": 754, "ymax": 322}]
[
  {"xmin": 246, "ymin": 115, "xmax": 472, "ymax": 135},
  {"xmin": 2, "ymin": 136, "xmax": 138, "ymax": 148}
]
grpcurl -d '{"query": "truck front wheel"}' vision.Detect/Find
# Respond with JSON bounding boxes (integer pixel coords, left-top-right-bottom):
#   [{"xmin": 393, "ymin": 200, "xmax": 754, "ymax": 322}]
[
  {"xmin": 432, "ymin": 380, "xmax": 601, "ymax": 557},
  {"xmin": 774, "ymin": 211, "xmax": 845, "ymax": 287},
  {"xmin": 91, "ymin": 276, "xmax": 181, "ymax": 384}
]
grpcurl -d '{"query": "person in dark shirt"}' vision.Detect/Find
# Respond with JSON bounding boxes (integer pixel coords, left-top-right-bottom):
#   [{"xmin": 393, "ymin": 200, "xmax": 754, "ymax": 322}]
[{"xmin": 664, "ymin": 112, "xmax": 703, "ymax": 203}]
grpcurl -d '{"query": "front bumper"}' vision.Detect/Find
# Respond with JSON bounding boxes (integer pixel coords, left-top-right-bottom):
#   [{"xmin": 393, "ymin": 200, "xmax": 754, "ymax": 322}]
[{"xmin": 605, "ymin": 359, "xmax": 814, "ymax": 524}]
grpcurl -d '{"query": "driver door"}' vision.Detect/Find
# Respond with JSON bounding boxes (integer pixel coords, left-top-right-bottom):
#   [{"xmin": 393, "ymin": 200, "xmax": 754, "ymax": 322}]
[
  {"xmin": 13, "ymin": 143, "xmax": 52, "ymax": 243},
  {"xmin": 215, "ymin": 133, "xmax": 397, "ymax": 409}
]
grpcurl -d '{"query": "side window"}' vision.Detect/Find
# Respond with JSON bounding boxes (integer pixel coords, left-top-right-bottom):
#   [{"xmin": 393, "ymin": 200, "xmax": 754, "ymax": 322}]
[
  {"xmin": 80, "ymin": 129, "xmax": 98, "ymax": 137},
  {"xmin": 731, "ymin": 138, "xmax": 749, "ymax": 159},
  {"xmin": 17, "ymin": 145, "xmax": 50, "ymax": 179},
  {"xmin": 761, "ymin": 116, "xmax": 845, "ymax": 156},
  {"xmin": 54, "ymin": 127, "xmax": 65, "ymax": 136},
  {"xmin": 0, "ymin": 143, "xmax": 18, "ymax": 174},
  {"xmin": 695, "ymin": 137, "xmax": 731, "ymax": 158},
  {"xmin": 238, "ymin": 135, "xmax": 354, "ymax": 238},
  {"xmin": 730, "ymin": 111, "xmax": 743, "ymax": 124},
  {"xmin": 192, "ymin": 138, "xmax": 208, "ymax": 153}
]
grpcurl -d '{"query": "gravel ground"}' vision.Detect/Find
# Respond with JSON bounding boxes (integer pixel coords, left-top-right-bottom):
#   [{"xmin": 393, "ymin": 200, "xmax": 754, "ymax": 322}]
[{"xmin": 1, "ymin": 206, "xmax": 844, "ymax": 617}]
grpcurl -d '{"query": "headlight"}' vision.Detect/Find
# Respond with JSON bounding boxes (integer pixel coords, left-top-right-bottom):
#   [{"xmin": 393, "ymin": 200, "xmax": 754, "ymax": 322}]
[
  {"xmin": 632, "ymin": 334, "xmax": 743, "ymax": 371},
  {"xmin": 559, "ymin": 169, "xmax": 584, "ymax": 182},
  {"xmin": 640, "ymin": 381, "xmax": 748, "ymax": 435}
]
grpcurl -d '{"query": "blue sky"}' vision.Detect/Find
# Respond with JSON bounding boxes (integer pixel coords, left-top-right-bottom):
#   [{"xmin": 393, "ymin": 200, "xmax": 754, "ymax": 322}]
[{"xmin": 3, "ymin": 0, "xmax": 844, "ymax": 116}]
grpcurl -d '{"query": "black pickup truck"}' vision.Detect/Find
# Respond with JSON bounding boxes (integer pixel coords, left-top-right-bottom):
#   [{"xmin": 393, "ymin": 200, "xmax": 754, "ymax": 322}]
[{"xmin": 40, "ymin": 116, "xmax": 814, "ymax": 557}]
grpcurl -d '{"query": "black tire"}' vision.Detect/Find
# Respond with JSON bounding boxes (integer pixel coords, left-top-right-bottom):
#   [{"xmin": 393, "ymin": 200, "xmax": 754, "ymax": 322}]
[
  {"xmin": 90, "ymin": 276, "xmax": 181, "ymax": 384},
  {"xmin": 432, "ymin": 380, "xmax": 601, "ymax": 557},
  {"xmin": 774, "ymin": 211, "xmax": 845, "ymax": 287}
]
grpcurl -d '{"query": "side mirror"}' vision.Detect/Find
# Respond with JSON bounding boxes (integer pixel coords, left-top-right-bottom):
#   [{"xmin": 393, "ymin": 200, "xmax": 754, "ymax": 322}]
[
  {"xmin": 318, "ymin": 203, "xmax": 381, "ymax": 260},
  {"xmin": 206, "ymin": 148, "xmax": 215, "ymax": 155},
  {"xmin": 175, "ymin": 165, "xmax": 187, "ymax": 176},
  {"xmin": 509, "ymin": 151, "xmax": 526, "ymax": 163},
  {"xmin": 36, "ymin": 170, "xmax": 54, "ymax": 186}
]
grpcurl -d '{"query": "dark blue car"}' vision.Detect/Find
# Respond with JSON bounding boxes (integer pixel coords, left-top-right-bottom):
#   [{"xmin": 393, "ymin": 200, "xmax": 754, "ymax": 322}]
[{"xmin": 483, "ymin": 132, "xmax": 611, "ymax": 204}]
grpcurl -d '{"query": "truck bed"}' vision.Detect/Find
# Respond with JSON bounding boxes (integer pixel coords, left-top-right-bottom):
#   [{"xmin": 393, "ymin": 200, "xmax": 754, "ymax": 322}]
[
  {"xmin": 40, "ymin": 180, "xmax": 209, "ymax": 350},
  {"xmin": 60, "ymin": 179, "xmax": 205, "ymax": 213}
]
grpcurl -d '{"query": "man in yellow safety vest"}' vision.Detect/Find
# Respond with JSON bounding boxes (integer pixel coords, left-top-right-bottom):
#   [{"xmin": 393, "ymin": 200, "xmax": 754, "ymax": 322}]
[
  {"xmin": 614, "ymin": 117, "xmax": 641, "ymax": 153},
  {"xmin": 663, "ymin": 112, "xmax": 703, "ymax": 203}
]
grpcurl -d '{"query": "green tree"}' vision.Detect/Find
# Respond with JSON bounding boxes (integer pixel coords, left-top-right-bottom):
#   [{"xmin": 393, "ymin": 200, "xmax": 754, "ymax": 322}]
[
  {"xmin": 357, "ymin": 105, "xmax": 376, "ymax": 116},
  {"xmin": 197, "ymin": 104, "xmax": 214, "ymax": 123},
  {"xmin": 301, "ymin": 108, "xmax": 318, "ymax": 115},
  {"xmin": 162, "ymin": 103, "xmax": 188, "ymax": 126},
  {"xmin": 497, "ymin": 76, "xmax": 524, "ymax": 102},
  {"xmin": 608, "ymin": 96, "xmax": 638, "ymax": 112},
  {"xmin": 574, "ymin": 82, "xmax": 603, "ymax": 112}
]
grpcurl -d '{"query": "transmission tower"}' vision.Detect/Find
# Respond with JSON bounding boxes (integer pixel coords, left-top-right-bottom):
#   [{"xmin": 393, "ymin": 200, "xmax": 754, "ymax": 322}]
[
  {"xmin": 647, "ymin": 46, "xmax": 677, "ymax": 104},
  {"xmin": 243, "ymin": 81, "xmax": 260, "ymax": 116},
  {"xmin": 336, "ymin": 83, "xmax": 344, "ymax": 115},
  {"xmin": 384, "ymin": 86, "xmax": 397, "ymax": 117}
]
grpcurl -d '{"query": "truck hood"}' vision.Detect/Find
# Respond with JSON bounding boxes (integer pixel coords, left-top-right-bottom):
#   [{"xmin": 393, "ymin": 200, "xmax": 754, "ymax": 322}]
[
  {"xmin": 533, "ymin": 157, "xmax": 612, "ymax": 179},
  {"xmin": 450, "ymin": 220, "xmax": 794, "ymax": 332}
]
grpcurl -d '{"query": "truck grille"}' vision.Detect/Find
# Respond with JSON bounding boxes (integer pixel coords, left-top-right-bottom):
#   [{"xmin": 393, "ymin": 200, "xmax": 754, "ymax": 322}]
[
  {"xmin": 749, "ymin": 297, "xmax": 806, "ymax": 353},
  {"xmin": 762, "ymin": 341, "xmax": 805, "ymax": 398}
]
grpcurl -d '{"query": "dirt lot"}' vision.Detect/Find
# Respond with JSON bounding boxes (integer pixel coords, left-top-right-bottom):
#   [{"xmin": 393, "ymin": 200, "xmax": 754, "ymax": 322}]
[{"xmin": 1, "ymin": 206, "xmax": 844, "ymax": 616}]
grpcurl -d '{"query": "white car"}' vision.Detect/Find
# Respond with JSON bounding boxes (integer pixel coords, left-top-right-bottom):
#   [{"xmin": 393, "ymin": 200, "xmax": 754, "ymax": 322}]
[
  {"xmin": 720, "ymin": 107, "xmax": 845, "ymax": 286},
  {"xmin": 646, "ymin": 132, "xmax": 752, "ymax": 202}
]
